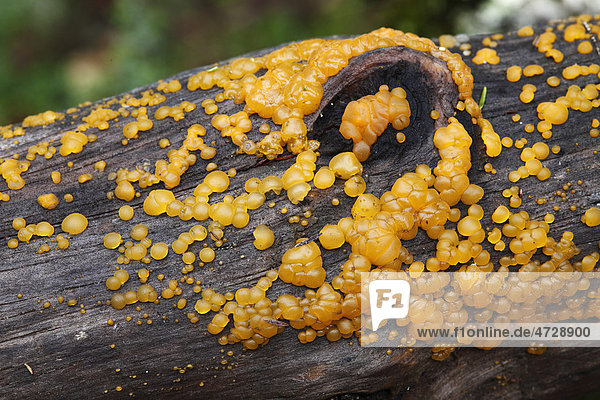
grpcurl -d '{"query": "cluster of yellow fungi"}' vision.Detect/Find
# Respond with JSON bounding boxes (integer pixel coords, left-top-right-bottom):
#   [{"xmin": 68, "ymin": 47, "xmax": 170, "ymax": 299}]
[
  {"xmin": 3, "ymin": 16, "xmax": 600, "ymax": 354},
  {"xmin": 339, "ymin": 85, "xmax": 411, "ymax": 161}
]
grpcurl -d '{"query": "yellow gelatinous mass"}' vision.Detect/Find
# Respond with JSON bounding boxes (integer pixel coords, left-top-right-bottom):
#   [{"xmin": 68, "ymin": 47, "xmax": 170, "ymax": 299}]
[
  {"xmin": 253, "ymin": 225, "xmax": 275, "ymax": 250},
  {"xmin": 59, "ymin": 131, "xmax": 89, "ymax": 156},
  {"xmin": 582, "ymin": 208, "xmax": 600, "ymax": 227},
  {"xmin": 506, "ymin": 66, "xmax": 522, "ymax": 82},
  {"xmin": 61, "ymin": 213, "xmax": 88, "ymax": 235},
  {"xmin": 104, "ymin": 232, "xmax": 122, "ymax": 249},
  {"xmin": 150, "ymin": 242, "xmax": 169, "ymax": 260},
  {"xmin": 339, "ymin": 85, "xmax": 411, "ymax": 161},
  {"xmin": 0, "ymin": 159, "xmax": 30, "ymax": 190},
  {"xmin": 282, "ymin": 150, "xmax": 316, "ymax": 204},
  {"xmin": 199, "ymin": 247, "xmax": 216, "ymax": 263},
  {"xmin": 314, "ymin": 167, "xmax": 335, "ymax": 189},
  {"xmin": 143, "ymin": 190, "xmax": 176, "ymax": 216},
  {"xmin": 318, "ymin": 225, "xmax": 345, "ymax": 249},
  {"xmin": 279, "ymin": 241, "xmax": 325, "ymax": 288},
  {"xmin": 37, "ymin": 193, "xmax": 59, "ymax": 210},
  {"xmin": 35, "ymin": 221, "xmax": 54, "ymax": 237},
  {"xmin": 472, "ymin": 48, "xmax": 500, "ymax": 65},
  {"xmin": 329, "ymin": 152, "xmax": 363, "ymax": 180},
  {"xmin": 204, "ymin": 170, "xmax": 230, "ymax": 193},
  {"xmin": 118, "ymin": 205, "xmax": 135, "ymax": 221}
]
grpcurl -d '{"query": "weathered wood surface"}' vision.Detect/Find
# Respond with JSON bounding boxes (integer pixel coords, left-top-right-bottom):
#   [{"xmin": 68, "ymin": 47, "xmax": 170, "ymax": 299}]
[{"xmin": 2, "ymin": 19, "xmax": 600, "ymax": 399}]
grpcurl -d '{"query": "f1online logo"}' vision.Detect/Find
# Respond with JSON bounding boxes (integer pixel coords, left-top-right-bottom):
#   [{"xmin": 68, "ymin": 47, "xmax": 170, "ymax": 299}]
[{"xmin": 369, "ymin": 280, "xmax": 410, "ymax": 331}]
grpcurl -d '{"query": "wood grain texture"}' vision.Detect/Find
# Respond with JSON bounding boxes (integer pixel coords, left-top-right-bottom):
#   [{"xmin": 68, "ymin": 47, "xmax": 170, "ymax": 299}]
[{"xmin": 2, "ymin": 19, "xmax": 600, "ymax": 399}]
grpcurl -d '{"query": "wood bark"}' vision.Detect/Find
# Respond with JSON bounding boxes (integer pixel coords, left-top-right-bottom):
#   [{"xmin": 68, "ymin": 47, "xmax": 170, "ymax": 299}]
[{"xmin": 2, "ymin": 19, "xmax": 600, "ymax": 399}]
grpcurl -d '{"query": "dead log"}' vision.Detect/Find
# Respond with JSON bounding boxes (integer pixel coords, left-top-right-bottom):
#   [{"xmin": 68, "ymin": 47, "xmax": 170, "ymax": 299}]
[{"xmin": 2, "ymin": 17, "xmax": 600, "ymax": 400}]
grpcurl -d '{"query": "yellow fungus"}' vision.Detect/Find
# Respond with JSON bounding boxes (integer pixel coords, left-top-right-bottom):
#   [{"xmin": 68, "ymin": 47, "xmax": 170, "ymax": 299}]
[
  {"xmin": 472, "ymin": 48, "xmax": 499, "ymax": 65},
  {"xmin": 51, "ymin": 171, "xmax": 61, "ymax": 184},
  {"xmin": 245, "ymin": 178, "xmax": 261, "ymax": 193},
  {"xmin": 344, "ymin": 175, "xmax": 366, "ymax": 198},
  {"xmin": 537, "ymin": 168, "xmax": 551, "ymax": 181},
  {"xmin": 22, "ymin": 110, "xmax": 64, "ymax": 127},
  {"xmin": 501, "ymin": 137, "xmax": 513, "ymax": 148},
  {"xmin": 0, "ymin": 159, "xmax": 29, "ymax": 190},
  {"xmin": 190, "ymin": 225, "xmax": 208, "ymax": 242},
  {"xmin": 438, "ymin": 34, "xmax": 456, "ymax": 48},
  {"xmin": 199, "ymin": 247, "xmax": 216, "ymax": 263},
  {"xmin": 182, "ymin": 252, "xmax": 196, "ymax": 265},
  {"xmin": 125, "ymin": 243, "xmax": 147, "ymax": 260},
  {"xmin": 37, "ymin": 193, "xmax": 59, "ymax": 210},
  {"xmin": 123, "ymin": 122, "xmax": 139, "ymax": 139},
  {"xmin": 520, "ymin": 86, "xmax": 536, "ymax": 104},
  {"xmin": 246, "ymin": 192, "xmax": 266, "ymax": 210},
  {"xmin": 104, "ymin": 232, "xmax": 122, "ymax": 249},
  {"xmin": 494, "ymin": 240, "xmax": 506, "ymax": 251},
  {"xmin": 492, "ymin": 206, "xmax": 510, "ymax": 224},
  {"xmin": 9, "ymin": 26, "xmax": 595, "ymax": 350},
  {"xmin": 143, "ymin": 190, "xmax": 175, "ymax": 216},
  {"xmin": 314, "ymin": 167, "xmax": 335, "ymax": 189},
  {"xmin": 546, "ymin": 76, "xmax": 560, "ymax": 87},
  {"xmin": 396, "ymin": 132, "xmax": 406, "ymax": 143},
  {"xmin": 532, "ymin": 142, "xmax": 550, "ymax": 159},
  {"xmin": 517, "ymin": 26, "xmax": 534, "ymax": 37},
  {"xmin": 351, "ymin": 194, "xmax": 380, "ymax": 219},
  {"xmin": 487, "ymin": 228, "xmax": 502, "ymax": 244},
  {"xmin": 78, "ymin": 173, "xmax": 93, "ymax": 184},
  {"xmin": 457, "ymin": 216, "xmax": 481, "ymax": 237},
  {"xmin": 59, "ymin": 131, "xmax": 88, "ymax": 156},
  {"xmin": 253, "ymin": 225, "xmax": 275, "ymax": 250},
  {"xmin": 329, "ymin": 152, "xmax": 363, "ymax": 180},
  {"xmin": 582, "ymin": 208, "xmax": 600, "ymax": 227},
  {"xmin": 577, "ymin": 40, "xmax": 594, "ymax": 55},
  {"xmin": 159, "ymin": 138, "xmax": 171, "ymax": 148},
  {"xmin": 339, "ymin": 85, "xmax": 410, "ymax": 161},
  {"xmin": 279, "ymin": 241, "xmax": 325, "ymax": 288},
  {"xmin": 150, "ymin": 243, "xmax": 169, "ymax": 260},
  {"xmin": 204, "ymin": 171, "xmax": 230, "ymax": 193},
  {"xmin": 106, "ymin": 276, "xmax": 122, "ymax": 291},
  {"xmin": 35, "ymin": 221, "xmax": 54, "ymax": 237},
  {"xmin": 537, "ymin": 102, "xmax": 568, "ymax": 125},
  {"xmin": 114, "ymin": 269, "xmax": 129, "ymax": 284},
  {"xmin": 581, "ymin": 253, "xmax": 600, "ymax": 272},
  {"xmin": 172, "ymin": 239, "xmax": 188, "ymax": 254},
  {"xmin": 56, "ymin": 235, "xmax": 70, "ymax": 249},
  {"xmin": 137, "ymin": 284, "xmax": 158, "ymax": 303},
  {"xmin": 259, "ymin": 176, "xmax": 284, "ymax": 195},
  {"xmin": 523, "ymin": 65, "xmax": 544, "ymax": 77},
  {"xmin": 12, "ymin": 217, "xmax": 26, "ymax": 230},
  {"xmin": 61, "ymin": 213, "xmax": 88, "ymax": 235},
  {"xmin": 130, "ymin": 224, "xmax": 148, "ymax": 241},
  {"xmin": 318, "ymin": 225, "xmax": 345, "ymax": 249},
  {"xmin": 564, "ymin": 22, "xmax": 587, "ymax": 42},
  {"xmin": 506, "ymin": 66, "xmax": 522, "ymax": 82},
  {"xmin": 93, "ymin": 160, "xmax": 107, "ymax": 172}
]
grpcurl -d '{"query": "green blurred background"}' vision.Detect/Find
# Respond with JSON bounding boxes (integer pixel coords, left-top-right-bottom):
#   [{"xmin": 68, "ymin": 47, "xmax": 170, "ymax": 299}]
[{"xmin": 1, "ymin": 0, "xmax": 598, "ymax": 125}]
